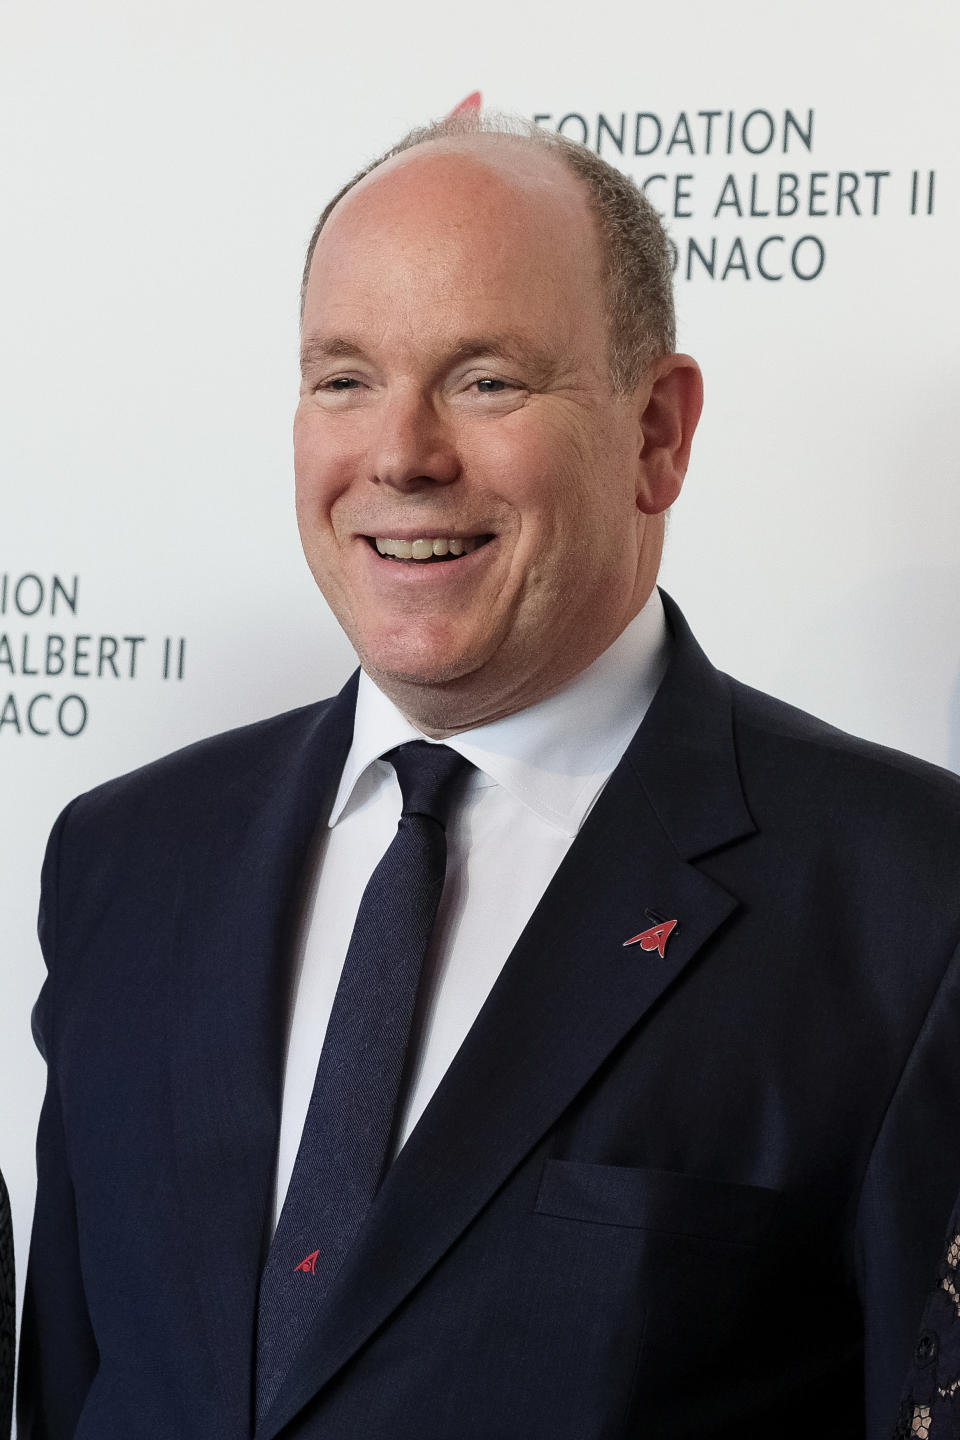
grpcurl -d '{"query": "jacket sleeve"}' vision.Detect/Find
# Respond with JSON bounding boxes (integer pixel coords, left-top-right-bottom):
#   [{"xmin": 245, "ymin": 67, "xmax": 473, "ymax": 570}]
[
  {"xmin": 17, "ymin": 804, "xmax": 99, "ymax": 1439},
  {"xmin": 855, "ymin": 937, "xmax": 960, "ymax": 1440}
]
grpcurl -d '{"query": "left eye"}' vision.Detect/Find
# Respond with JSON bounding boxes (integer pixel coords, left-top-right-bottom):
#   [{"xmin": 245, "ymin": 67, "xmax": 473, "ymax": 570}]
[{"xmin": 475, "ymin": 378, "xmax": 508, "ymax": 392}]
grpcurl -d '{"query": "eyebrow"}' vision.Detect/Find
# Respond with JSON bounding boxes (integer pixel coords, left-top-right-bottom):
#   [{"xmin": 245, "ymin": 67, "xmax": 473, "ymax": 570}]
[
  {"xmin": 299, "ymin": 336, "xmax": 368, "ymax": 372},
  {"xmin": 445, "ymin": 336, "xmax": 561, "ymax": 382},
  {"xmin": 299, "ymin": 332, "xmax": 563, "ymax": 384}
]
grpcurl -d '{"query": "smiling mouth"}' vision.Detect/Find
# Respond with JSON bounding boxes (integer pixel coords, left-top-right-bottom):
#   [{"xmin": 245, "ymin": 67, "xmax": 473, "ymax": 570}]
[{"xmin": 369, "ymin": 535, "xmax": 493, "ymax": 563}]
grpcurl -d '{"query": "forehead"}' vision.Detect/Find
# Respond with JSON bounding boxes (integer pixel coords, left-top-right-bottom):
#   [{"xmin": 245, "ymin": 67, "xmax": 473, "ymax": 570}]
[{"xmin": 302, "ymin": 138, "xmax": 606, "ymax": 349}]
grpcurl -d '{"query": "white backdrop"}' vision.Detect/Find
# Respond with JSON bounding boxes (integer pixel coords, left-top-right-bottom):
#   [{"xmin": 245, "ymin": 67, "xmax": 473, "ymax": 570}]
[{"xmin": 3, "ymin": 0, "xmax": 959, "ymax": 1348}]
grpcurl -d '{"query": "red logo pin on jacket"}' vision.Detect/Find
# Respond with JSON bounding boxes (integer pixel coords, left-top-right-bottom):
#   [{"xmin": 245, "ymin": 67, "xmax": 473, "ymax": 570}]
[
  {"xmin": 294, "ymin": 1250, "xmax": 319, "ymax": 1275},
  {"xmin": 623, "ymin": 919, "xmax": 677, "ymax": 957}
]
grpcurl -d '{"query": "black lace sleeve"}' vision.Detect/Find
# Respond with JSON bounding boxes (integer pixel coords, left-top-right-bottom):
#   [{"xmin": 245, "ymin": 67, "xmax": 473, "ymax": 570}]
[
  {"xmin": 0, "ymin": 1167, "xmax": 14, "ymax": 1440},
  {"xmin": 894, "ymin": 1213, "xmax": 960, "ymax": 1438}
]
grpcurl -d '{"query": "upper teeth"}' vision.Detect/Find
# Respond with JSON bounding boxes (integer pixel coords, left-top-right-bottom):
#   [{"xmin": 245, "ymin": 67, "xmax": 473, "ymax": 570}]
[{"xmin": 375, "ymin": 537, "xmax": 481, "ymax": 559}]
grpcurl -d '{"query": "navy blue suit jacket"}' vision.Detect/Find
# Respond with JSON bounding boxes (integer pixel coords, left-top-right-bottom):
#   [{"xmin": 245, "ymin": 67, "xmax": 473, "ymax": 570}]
[{"xmin": 18, "ymin": 595, "xmax": 960, "ymax": 1439}]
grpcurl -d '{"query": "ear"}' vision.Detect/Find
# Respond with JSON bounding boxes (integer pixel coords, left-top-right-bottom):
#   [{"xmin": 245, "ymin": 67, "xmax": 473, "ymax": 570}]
[{"xmin": 634, "ymin": 354, "xmax": 703, "ymax": 515}]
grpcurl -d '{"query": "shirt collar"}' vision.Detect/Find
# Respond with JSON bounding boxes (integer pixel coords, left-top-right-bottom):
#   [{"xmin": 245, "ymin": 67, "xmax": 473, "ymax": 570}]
[{"xmin": 329, "ymin": 588, "xmax": 670, "ymax": 838}]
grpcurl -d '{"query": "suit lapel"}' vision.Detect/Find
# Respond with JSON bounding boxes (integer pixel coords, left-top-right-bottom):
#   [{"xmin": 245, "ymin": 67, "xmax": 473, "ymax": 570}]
[
  {"xmin": 170, "ymin": 677, "xmax": 357, "ymax": 1435},
  {"xmin": 258, "ymin": 592, "xmax": 757, "ymax": 1439}
]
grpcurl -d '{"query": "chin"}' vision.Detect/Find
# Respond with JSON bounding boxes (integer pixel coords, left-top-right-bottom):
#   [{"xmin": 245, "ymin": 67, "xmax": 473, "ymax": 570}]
[
  {"xmin": 351, "ymin": 602, "xmax": 498, "ymax": 676},
  {"xmin": 356, "ymin": 631, "xmax": 487, "ymax": 693},
  {"xmin": 364, "ymin": 652, "xmax": 479, "ymax": 693}
]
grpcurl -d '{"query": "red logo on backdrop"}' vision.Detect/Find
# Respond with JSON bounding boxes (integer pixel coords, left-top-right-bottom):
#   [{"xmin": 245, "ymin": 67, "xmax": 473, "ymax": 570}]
[
  {"xmin": 449, "ymin": 92, "xmax": 482, "ymax": 116},
  {"xmin": 294, "ymin": 1250, "xmax": 320, "ymax": 1275}
]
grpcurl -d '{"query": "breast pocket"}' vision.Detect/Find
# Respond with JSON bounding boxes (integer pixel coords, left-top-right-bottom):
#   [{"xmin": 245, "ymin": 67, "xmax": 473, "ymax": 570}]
[
  {"xmin": 534, "ymin": 1160, "xmax": 788, "ymax": 1427},
  {"xmin": 534, "ymin": 1159, "xmax": 780, "ymax": 1246}
]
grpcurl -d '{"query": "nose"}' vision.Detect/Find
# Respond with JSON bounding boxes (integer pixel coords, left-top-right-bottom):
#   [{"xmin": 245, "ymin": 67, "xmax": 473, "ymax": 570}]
[{"xmin": 370, "ymin": 390, "xmax": 460, "ymax": 491}]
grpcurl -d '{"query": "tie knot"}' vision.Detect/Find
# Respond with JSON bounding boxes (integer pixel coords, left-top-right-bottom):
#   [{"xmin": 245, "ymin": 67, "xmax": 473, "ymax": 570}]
[{"xmin": 387, "ymin": 741, "xmax": 471, "ymax": 827}]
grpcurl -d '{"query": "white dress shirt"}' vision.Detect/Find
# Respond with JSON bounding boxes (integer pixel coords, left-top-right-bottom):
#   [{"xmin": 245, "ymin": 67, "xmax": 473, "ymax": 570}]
[{"xmin": 272, "ymin": 590, "xmax": 671, "ymax": 1228}]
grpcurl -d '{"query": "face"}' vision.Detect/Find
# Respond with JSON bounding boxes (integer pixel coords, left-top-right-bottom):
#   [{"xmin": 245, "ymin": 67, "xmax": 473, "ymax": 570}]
[{"xmin": 295, "ymin": 138, "xmax": 674, "ymax": 733}]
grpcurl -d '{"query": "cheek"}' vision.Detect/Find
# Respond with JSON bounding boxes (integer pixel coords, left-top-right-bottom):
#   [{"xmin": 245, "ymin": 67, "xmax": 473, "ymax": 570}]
[
  {"xmin": 524, "ymin": 466, "xmax": 643, "ymax": 604},
  {"xmin": 294, "ymin": 421, "xmax": 357, "ymax": 523},
  {"xmin": 461, "ymin": 423, "xmax": 579, "ymax": 531}
]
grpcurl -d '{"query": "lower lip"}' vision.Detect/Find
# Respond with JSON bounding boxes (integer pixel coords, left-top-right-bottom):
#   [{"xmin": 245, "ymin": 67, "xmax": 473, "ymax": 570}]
[{"xmin": 358, "ymin": 538, "xmax": 497, "ymax": 586}]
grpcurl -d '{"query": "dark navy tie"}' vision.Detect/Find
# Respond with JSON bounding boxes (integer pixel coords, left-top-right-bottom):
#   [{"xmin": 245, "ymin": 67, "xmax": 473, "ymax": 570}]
[{"xmin": 255, "ymin": 740, "xmax": 469, "ymax": 1424}]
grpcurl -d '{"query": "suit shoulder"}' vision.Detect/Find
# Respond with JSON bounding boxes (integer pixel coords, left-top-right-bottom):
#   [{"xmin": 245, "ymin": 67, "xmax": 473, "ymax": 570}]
[
  {"xmin": 727, "ymin": 675, "xmax": 960, "ymax": 841},
  {"xmin": 60, "ymin": 697, "xmax": 341, "ymax": 834}
]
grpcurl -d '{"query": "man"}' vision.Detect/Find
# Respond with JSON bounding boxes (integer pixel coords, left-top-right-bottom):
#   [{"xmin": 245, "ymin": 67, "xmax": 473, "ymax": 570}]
[{"xmin": 18, "ymin": 114, "xmax": 960, "ymax": 1439}]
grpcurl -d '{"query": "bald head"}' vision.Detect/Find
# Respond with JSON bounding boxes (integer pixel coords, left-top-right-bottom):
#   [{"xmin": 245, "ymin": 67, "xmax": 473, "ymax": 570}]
[
  {"xmin": 301, "ymin": 114, "xmax": 676, "ymax": 392},
  {"xmin": 324, "ymin": 132, "xmax": 596, "ymax": 257}
]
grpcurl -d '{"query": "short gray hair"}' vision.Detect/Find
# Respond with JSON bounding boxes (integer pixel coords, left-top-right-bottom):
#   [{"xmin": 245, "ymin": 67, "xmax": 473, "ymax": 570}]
[{"xmin": 301, "ymin": 111, "xmax": 676, "ymax": 392}]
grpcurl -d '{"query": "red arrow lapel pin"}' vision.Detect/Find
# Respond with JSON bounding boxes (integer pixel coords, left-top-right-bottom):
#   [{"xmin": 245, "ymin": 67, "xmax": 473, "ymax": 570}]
[
  {"xmin": 294, "ymin": 1250, "xmax": 319, "ymax": 1275},
  {"xmin": 623, "ymin": 918, "xmax": 678, "ymax": 957}
]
